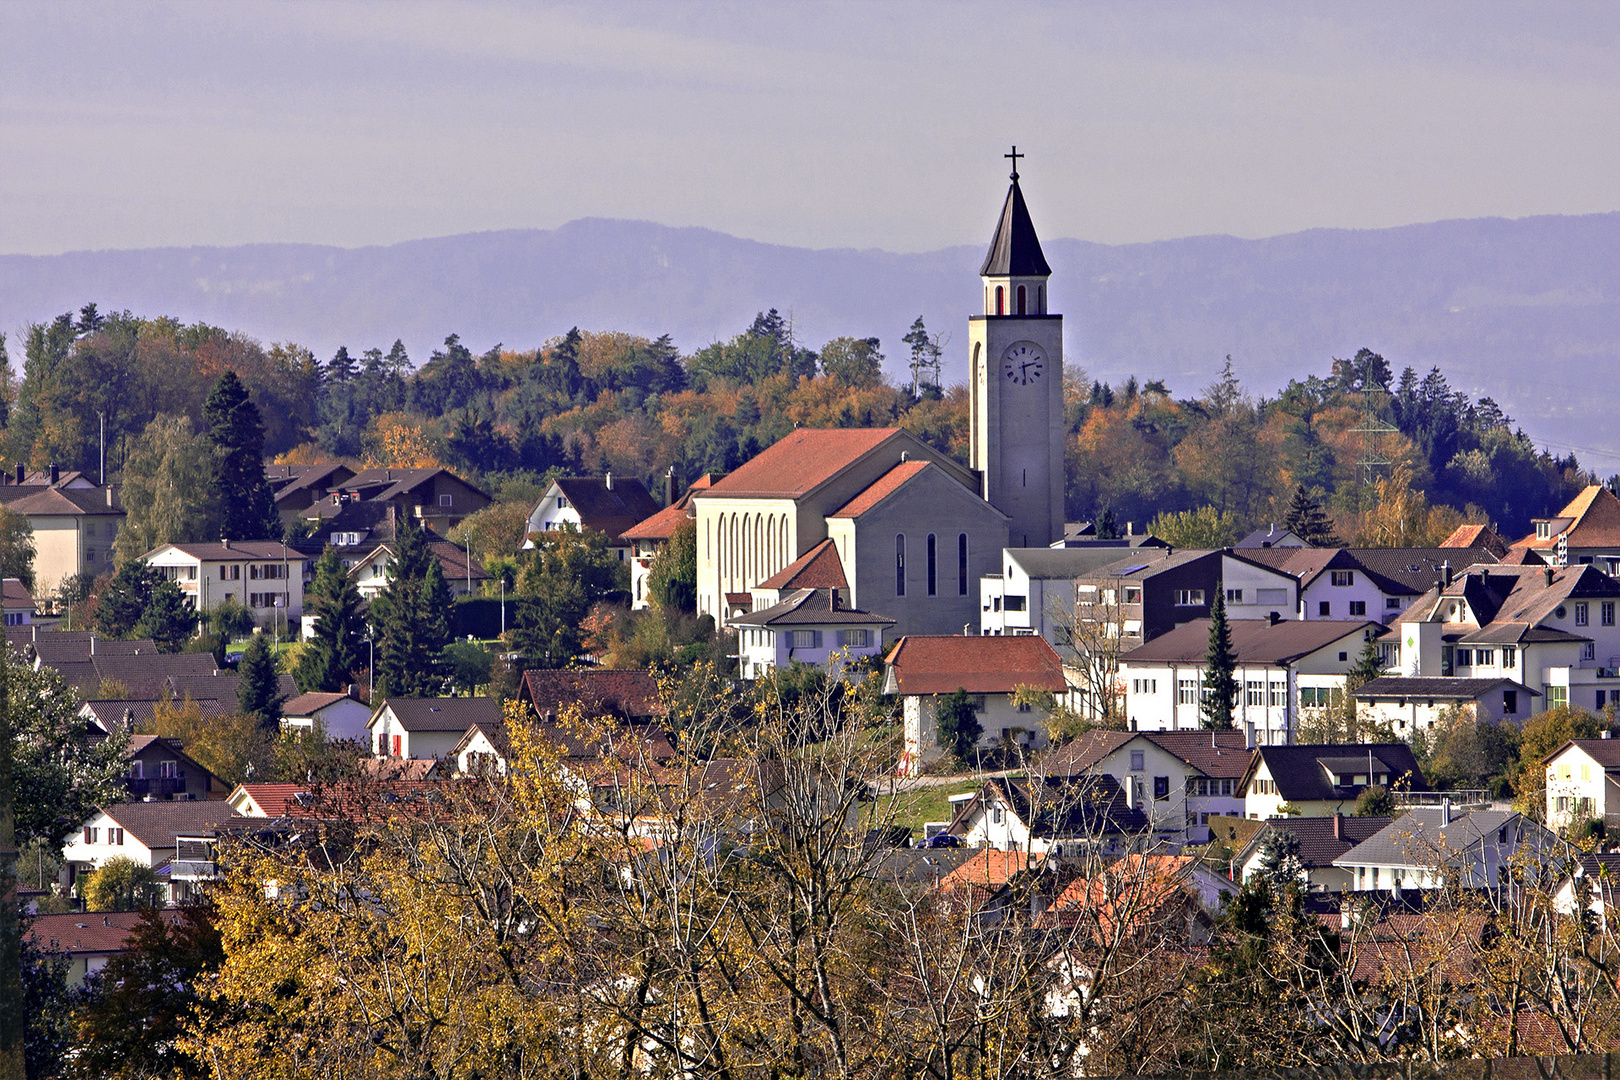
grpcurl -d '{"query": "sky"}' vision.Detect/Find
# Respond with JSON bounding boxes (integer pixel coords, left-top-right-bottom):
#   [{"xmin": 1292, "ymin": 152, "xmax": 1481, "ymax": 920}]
[{"xmin": 2, "ymin": 1, "xmax": 1618, "ymax": 256}]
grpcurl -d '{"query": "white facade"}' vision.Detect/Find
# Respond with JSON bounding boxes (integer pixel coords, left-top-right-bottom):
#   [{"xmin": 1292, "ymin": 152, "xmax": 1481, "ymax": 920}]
[
  {"xmin": 144, "ymin": 542, "xmax": 307, "ymax": 631},
  {"xmin": 737, "ymin": 622, "xmax": 886, "ymax": 681},
  {"xmin": 1219, "ymin": 555, "xmax": 1299, "ymax": 622},
  {"xmin": 900, "ymin": 692, "xmax": 1048, "ymax": 772},
  {"xmin": 1545, "ymin": 741, "xmax": 1620, "ymax": 832},
  {"xmin": 527, "ymin": 481, "xmax": 586, "ymax": 534},
  {"xmin": 1072, "ymin": 736, "xmax": 1247, "ymax": 844},
  {"xmin": 1296, "ymin": 565, "xmax": 1397, "ymax": 622},
  {"xmin": 282, "ymin": 696, "xmax": 374, "ymax": 743},
  {"xmin": 368, "ymin": 707, "xmax": 466, "ymax": 761}
]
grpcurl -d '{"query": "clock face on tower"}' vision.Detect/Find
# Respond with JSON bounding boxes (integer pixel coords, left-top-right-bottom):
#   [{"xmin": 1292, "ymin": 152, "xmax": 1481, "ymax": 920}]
[{"xmin": 1000, "ymin": 341, "xmax": 1047, "ymax": 386}]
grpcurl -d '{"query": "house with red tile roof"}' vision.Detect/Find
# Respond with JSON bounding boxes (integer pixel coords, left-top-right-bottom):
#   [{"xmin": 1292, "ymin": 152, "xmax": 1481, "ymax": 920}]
[
  {"xmin": 27, "ymin": 909, "xmax": 183, "ymax": 985},
  {"xmin": 620, "ymin": 474, "xmax": 717, "ymax": 610},
  {"xmin": 883, "ymin": 634, "xmax": 1068, "ymax": 774},
  {"xmin": 1514, "ymin": 484, "xmax": 1620, "ymax": 570}
]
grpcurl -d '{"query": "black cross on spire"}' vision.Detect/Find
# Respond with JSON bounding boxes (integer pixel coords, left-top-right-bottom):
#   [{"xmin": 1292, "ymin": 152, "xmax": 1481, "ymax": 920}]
[{"xmin": 1005, "ymin": 145, "xmax": 1023, "ymax": 181}]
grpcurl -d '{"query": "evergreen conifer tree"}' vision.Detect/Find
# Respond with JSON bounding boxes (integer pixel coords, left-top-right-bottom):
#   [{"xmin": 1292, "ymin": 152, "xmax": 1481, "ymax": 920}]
[
  {"xmin": 134, "ymin": 580, "xmax": 196, "ymax": 653},
  {"xmin": 1283, "ymin": 484, "xmax": 1341, "ymax": 546},
  {"xmin": 203, "ymin": 372, "xmax": 277, "ymax": 541},
  {"xmin": 1201, "ymin": 591, "xmax": 1239, "ymax": 730},
  {"xmin": 934, "ymin": 688, "xmax": 983, "ymax": 763},
  {"xmin": 294, "ymin": 547, "xmax": 368, "ymax": 694},
  {"xmin": 237, "ymin": 634, "xmax": 284, "ymax": 729},
  {"xmin": 371, "ymin": 515, "xmax": 451, "ymax": 697}
]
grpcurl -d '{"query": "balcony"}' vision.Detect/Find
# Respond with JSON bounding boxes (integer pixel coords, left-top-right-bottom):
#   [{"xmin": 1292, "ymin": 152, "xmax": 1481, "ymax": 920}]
[
  {"xmin": 169, "ymin": 860, "xmax": 217, "ymax": 880},
  {"xmin": 124, "ymin": 776, "xmax": 188, "ymax": 798}
]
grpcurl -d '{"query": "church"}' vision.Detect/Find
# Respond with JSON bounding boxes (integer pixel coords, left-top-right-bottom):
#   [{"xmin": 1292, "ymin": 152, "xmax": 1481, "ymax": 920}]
[{"xmin": 693, "ymin": 157, "xmax": 1067, "ymax": 639}]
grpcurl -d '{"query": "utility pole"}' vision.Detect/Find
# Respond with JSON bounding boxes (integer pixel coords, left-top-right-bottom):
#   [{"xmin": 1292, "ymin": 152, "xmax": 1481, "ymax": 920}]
[{"xmin": 0, "ymin": 639, "xmax": 26, "ymax": 1080}]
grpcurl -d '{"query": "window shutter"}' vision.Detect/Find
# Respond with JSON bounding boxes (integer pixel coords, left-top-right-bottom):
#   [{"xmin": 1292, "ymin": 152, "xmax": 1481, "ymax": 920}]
[
  {"xmin": 813, "ymin": 630, "xmax": 823, "ymax": 649},
  {"xmin": 834, "ymin": 630, "xmax": 846, "ymax": 647}
]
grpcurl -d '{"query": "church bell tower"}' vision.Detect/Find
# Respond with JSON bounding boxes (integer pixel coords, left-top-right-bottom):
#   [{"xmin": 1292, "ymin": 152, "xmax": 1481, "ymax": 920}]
[{"xmin": 969, "ymin": 148, "xmax": 1064, "ymax": 548}]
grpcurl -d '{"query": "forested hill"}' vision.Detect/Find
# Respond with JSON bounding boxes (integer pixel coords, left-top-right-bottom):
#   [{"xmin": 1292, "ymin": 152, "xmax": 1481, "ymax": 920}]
[{"xmin": 3, "ymin": 211, "xmax": 1619, "ymax": 468}]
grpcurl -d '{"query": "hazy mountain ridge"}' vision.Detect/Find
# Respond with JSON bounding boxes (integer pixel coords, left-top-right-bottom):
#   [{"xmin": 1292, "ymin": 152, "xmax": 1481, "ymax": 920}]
[{"xmin": 3, "ymin": 212, "xmax": 1618, "ymax": 467}]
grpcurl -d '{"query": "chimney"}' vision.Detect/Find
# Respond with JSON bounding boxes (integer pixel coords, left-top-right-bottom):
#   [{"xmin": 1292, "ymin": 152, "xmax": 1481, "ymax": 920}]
[
  {"xmin": 49, "ymin": 462, "xmax": 59, "ymax": 485},
  {"xmin": 828, "ymin": 587, "xmax": 838, "ymax": 610},
  {"xmin": 605, "ymin": 471, "xmax": 614, "ymax": 491},
  {"xmin": 1333, "ymin": 813, "xmax": 1343, "ymax": 840},
  {"xmin": 1127, "ymin": 521, "xmax": 1134, "ymax": 537},
  {"xmin": 1268, "ymin": 611, "xmax": 1281, "ymax": 626},
  {"xmin": 106, "ymin": 484, "xmax": 116, "ymax": 508},
  {"xmin": 1441, "ymin": 797, "xmax": 1452, "ymax": 827},
  {"xmin": 1545, "ymin": 566, "xmax": 1555, "ymax": 587},
  {"xmin": 221, "ymin": 538, "xmax": 230, "ymax": 550},
  {"xmin": 664, "ymin": 466, "xmax": 677, "ymax": 507},
  {"xmin": 89, "ymin": 635, "xmax": 95, "ymax": 656},
  {"xmin": 12, "ymin": 463, "xmax": 20, "ymax": 485},
  {"xmin": 1440, "ymin": 560, "xmax": 1452, "ymax": 587}
]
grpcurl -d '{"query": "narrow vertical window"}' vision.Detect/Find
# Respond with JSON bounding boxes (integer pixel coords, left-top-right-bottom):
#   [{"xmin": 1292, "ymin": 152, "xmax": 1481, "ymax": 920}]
[
  {"xmin": 1038, "ymin": 285, "xmax": 1044, "ymax": 313},
  {"xmin": 1017, "ymin": 285, "xmax": 1026, "ymax": 315},
  {"xmin": 895, "ymin": 534, "xmax": 906, "ymax": 596},
  {"xmin": 927, "ymin": 534, "xmax": 937, "ymax": 596},
  {"xmin": 958, "ymin": 533, "xmax": 969, "ymax": 596},
  {"xmin": 995, "ymin": 286, "xmax": 1004, "ymax": 315}
]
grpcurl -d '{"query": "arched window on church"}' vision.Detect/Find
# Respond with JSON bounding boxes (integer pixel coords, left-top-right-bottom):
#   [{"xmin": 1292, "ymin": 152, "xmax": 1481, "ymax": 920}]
[
  {"xmin": 926, "ymin": 534, "xmax": 937, "ymax": 596},
  {"xmin": 1037, "ymin": 285, "xmax": 1044, "ymax": 314},
  {"xmin": 995, "ymin": 286, "xmax": 1004, "ymax": 316},
  {"xmin": 895, "ymin": 534, "xmax": 906, "ymax": 597},
  {"xmin": 729, "ymin": 514, "xmax": 738, "ymax": 590},
  {"xmin": 958, "ymin": 533, "xmax": 969, "ymax": 596},
  {"xmin": 1017, "ymin": 285, "xmax": 1026, "ymax": 315}
]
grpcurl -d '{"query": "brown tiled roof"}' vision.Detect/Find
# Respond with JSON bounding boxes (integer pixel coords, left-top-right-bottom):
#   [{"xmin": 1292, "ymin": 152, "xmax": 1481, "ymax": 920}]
[
  {"xmin": 375, "ymin": 697, "xmax": 503, "ymax": 732},
  {"xmin": 827, "ymin": 460, "xmax": 932, "ymax": 519},
  {"xmin": 1142, "ymin": 730, "xmax": 1255, "ymax": 779},
  {"xmin": 148, "ymin": 540, "xmax": 302, "ymax": 561},
  {"xmin": 100, "ymin": 800, "xmax": 244, "ymax": 849},
  {"xmin": 520, "ymin": 669, "xmax": 664, "ymax": 721},
  {"xmin": 1514, "ymin": 485, "xmax": 1620, "ymax": 549},
  {"xmin": 1440, "ymin": 524, "xmax": 1509, "ymax": 557},
  {"xmin": 731, "ymin": 587, "xmax": 892, "ymax": 628},
  {"xmin": 548, "ymin": 477, "xmax": 661, "ymax": 541},
  {"xmin": 1240, "ymin": 815, "xmax": 1393, "ymax": 870},
  {"xmin": 619, "ymin": 500, "xmax": 691, "ymax": 542},
  {"xmin": 938, "ymin": 849, "xmax": 1037, "ymax": 892},
  {"xmin": 4, "ymin": 579, "xmax": 32, "ymax": 606},
  {"xmin": 756, "ymin": 538, "xmax": 848, "ymax": 591},
  {"xmin": 884, "ymin": 634, "xmax": 1067, "ymax": 695},
  {"xmin": 1545, "ymin": 738, "xmax": 1620, "ymax": 769},
  {"xmin": 7, "ymin": 487, "xmax": 125, "ymax": 517},
  {"xmin": 1122, "ymin": 618, "xmax": 1381, "ymax": 665},
  {"xmin": 230, "ymin": 783, "xmax": 306, "ymax": 818},
  {"xmin": 358, "ymin": 758, "xmax": 442, "ymax": 781},
  {"xmin": 282, "ymin": 691, "xmax": 358, "ymax": 716},
  {"xmin": 704, "ymin": 428, "xmax": 905, "ymax": 498},
  {"xmin": 27, "ymin": 910, "xmax": 180, "ymax": 957}
]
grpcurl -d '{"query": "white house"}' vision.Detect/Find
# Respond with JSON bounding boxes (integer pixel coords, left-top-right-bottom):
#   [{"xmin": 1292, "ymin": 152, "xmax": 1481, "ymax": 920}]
[
  {"xmin": 348, "ymin": 532, "xmax": 488, "ymax": 602},
  {"xmin": 1332, "ymin": 807, "xmax": 1551, "ymax": 893},
  {"xmin": 60, "ymin": 800, "xmax": 243, "ymax": 905},
  {"xmin": 883, "ymin": 634, "xmax": 1069, "ymax": 776},
  {"xmin": 977, "ymin": 547, "xmax": 1166, "ymax": 648},
  {"xmin": 945, "ymin": 774, "xmax": 1149, "ymax": 856},
  {"xmin": 144, "ymin": 540, "xmax": 308, "ymax": 631},
  {"xmin": 1543, "ymin": 737, "xmax": 1620, "ymax": 832},
  {"xmin": 526, "ymin": 475, "xmax": 661, "ymax": 563},
  {"xmin": 732, "ymin": 586, "xmax": 893, "ymax": 681},
  {"xmin": 281, "ymin": 691, "xmax": 374, "ymax": 743},
  {"xmin": 368, "ymin": 696, "xmax": 504, "ymax": 760},
  {"xmin": 1233, "ymin": 814, "xmax": 1394, "ymax": 893},
  {"xmin": 1354, "ymin": 675, "xmax": 1540, "ymax": 736},
  {"xmin": 1042, "ymin": 729, "xmax": 1253, "ymax": 845},
  {"xmin": 1393, "ymin": 563, "xmax": 1620, "ymax": 715},
  {"xmin": 1118, "ymin": 617, "xmax": 1383, "ymax": 745},
  {"xmin": 1240, "ymin": 743, "xmax": 1430, "ymax": 820}
]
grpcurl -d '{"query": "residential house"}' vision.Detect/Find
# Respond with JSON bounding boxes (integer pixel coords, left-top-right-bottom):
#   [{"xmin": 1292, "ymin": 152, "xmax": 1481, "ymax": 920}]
[
  {"xmin": 883, "ymin": 634, "xmax": 1069, "ymax": 776},
  {"xmin": 690, "ymin": 428, "xmax": 1008, "ymax": 636},
  {"xmin": 1234, "ymin": 524, "xmax": 1307, "ymax": 549},
  {"xmin": 299, "ymin": 466, "xmax": 490, "ymax": 538},
  {"xmin": 1333, "ymin": 806, "xmax": 1551, "ymax": 893},
  {"xmin": 116, "ymin": 736, "xmax": 228, "ymax": 802},
  {"xmin": 347, "ymin": 528, "xmax": 488, "ymax": 601},
  {"xmin": 227, "ymin": 783, "xmax": 306, "ymax": 818},
  {"xmin": 1441, "ymin": 523, "xmax": 1511, "ymax": 560},
  {"xmin": 1042, "ymin": 729, "xmax": 1253, "ymax": 844},
  {"xmin": 265, "ymin": 462, "xmax": 356, "ymax": 527},
  {"xmin": 1514, "ymin": 484, "xmax": 1620, "ymax": 571},
  {"xmin": 4, "ymin": 578, "xmax": 33, "ymax": 625},
  {"xmin": 946, "ymin": 773, "xmax": 1149, "ymax": 856},
  {"xmin": 61, "ymin": 800, "xmax": 244, "ymax": 903},
  {"xmin": 78, "ymin": 669, "xmax": 298, "ymax": 728},
  {"xmin": 1036, "ymin": 855, "xmax": 1237, "ymax": 943},
  {"xmin": 1069, "ymin": 549, "xmax": 1300, "ymax": 651},
  {"xmin": 281, "ymin": 691, "xmax": 373, "ymax": 742},
  {"xmin": 1241, "ymin": 743, "xmax": 1429, "ymax": 820},
  {"xmin": 80, "ymin": 698, "xmax": 230, "ymax": 732},
  {"xmin": 1393, "ymin": 562, "xmax": 1620, "ymax": 714},
  {"xmin": 1237, "ymin": 546, "xmax": 1501, "ymax": 626},
  {"xmin": 27, "ymin": 910, "xmax": 181, "ymax": 985},
  {"xmin": 527, "ymin": 474, "xmax": 662, "ymax": 563},
  {"xmin": 977, "ymin": 546, "xmax": 1173, "ymax": 649},
  {"xmin": 621, "ymin": 473, "xmax": 718, "ymax": 609},
  {"xmin": 1543, "ymin": 737, "xmax": 1620, "ymax": 832},
  {"xmin": 53, "ymin": 651, "xmax": 223, "ymax": 700},
  {"xmin": 2, "ymin": 484, "xmax": 125, "ymax": 599},
  {"xmin": 1354, "ymin": 675, "xmax": 1540, "ymax": 735},
  {"xmin": 732, "ymin": 585, "xmax": 893, "ymax": 680},
  {"xmin": 1234, "ymin": 814, "xmax": 1394, "ymax": 893},
  {"xmin": 518, "ymin": 668, "xmax": 666, "ymax": 724},
  {"xmin": 369, "ymin": 696, "xmax": 504, "ymax": 760},
  {"xmin": 1553, "ymin": 852, "xmax": 1620, "ymax": 917},
  {"xmin": 1118, "ymin": 617, "xmax": 1384, "ymax": 744},
  {"xmin": 143, "ymin": 539, "xmax": 308, "ymax": 631}
]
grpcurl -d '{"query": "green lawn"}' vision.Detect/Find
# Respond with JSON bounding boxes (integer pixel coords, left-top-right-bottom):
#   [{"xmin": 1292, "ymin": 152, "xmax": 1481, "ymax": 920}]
[{"xmin": 865, "ymin": 778, "xmax": 987, "ymax": 840}]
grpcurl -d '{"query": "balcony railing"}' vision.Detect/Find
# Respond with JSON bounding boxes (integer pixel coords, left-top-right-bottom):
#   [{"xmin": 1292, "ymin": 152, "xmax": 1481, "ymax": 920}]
[
  {"xmin": 169, "ymin": 860, "xmax": 217, "ymax": 880},
  {"xmin": 124, "ymin": 776, "xmax": 187, "ymax": 797},
  {"xmin": 1394, "ymin": 790, "xmax": 1490, "ymax": 809}
]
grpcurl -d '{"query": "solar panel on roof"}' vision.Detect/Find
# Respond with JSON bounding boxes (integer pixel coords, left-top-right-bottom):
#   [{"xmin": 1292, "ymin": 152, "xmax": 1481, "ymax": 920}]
[{"xmin": 1113, "ymin": 564, "xmax": 1150, "ymax": 576}]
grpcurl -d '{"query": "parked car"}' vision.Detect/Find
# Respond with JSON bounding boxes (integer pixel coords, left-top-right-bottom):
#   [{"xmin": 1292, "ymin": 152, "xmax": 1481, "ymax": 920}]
[{"xmin": 922, "ymin": 833, "xmax": 963, "ymax": 849}]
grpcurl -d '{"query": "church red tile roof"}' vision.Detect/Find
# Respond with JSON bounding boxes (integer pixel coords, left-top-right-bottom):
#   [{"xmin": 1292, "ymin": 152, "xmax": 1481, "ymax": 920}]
[
  {"xmin": 756, "ymin": 538, "xmax": 848, "ymax": 591},
  {"xmin": 883, "ymin": 635, "xmax": 1067, "ymax": 695},
  {"xmin": 703, "ymin": 428, "xmax": 905, "ymax": 498},
  {"xmin": 827, "ymin": 460, "xmax": 932, "ymax": 519}
]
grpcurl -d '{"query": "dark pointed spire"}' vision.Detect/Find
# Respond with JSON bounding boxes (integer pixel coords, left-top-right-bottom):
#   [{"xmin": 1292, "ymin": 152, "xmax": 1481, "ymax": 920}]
[{"xmin": 979, "ymin": 151, "xmax": 1050, "ymax": 277}]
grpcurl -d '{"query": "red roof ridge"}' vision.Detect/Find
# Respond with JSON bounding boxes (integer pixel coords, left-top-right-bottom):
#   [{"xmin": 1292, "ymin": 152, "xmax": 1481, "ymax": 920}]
[
  {"xmin": 828, "ymin": 460, "xmax": 933, "ymax": 519},
  {"xmin": 703, "ymin": 428, "xmax": 905, "ymax": 498},
  {"xmin": 885, "ymin": 634, "xmax": 1067, "ymax": 695},
  {"xmin": 756, "ymin": 538, "xmax": 848, "ymax": 591}
]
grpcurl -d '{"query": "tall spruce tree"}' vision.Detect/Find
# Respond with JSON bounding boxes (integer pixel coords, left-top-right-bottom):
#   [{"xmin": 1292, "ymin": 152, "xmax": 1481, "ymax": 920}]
[
  {"xmin": 1201, "ymin": 591, "xmax": 1239, "ymax": 730},
  {"xmin": 294, "ymin": 547, "xmax": 368, "ymax": 694},
  {"xmin": 1283, "ymin": 484, "xmax": 1341, "ymax": 547},
  {"xmin": 237, "ymin": 634, "xmax": 284, "ymax": 730},
  {"xmin": 203, "ymin": 371, "xmax": 277, "ymax": 541},
  {"xmin": 371, "ymin": 515, "xmax": 451, "ymax": 697}
]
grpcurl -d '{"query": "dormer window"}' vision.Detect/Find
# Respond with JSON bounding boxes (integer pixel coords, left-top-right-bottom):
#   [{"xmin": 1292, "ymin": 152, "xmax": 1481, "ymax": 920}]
[{"xmin": 1536, "ymin": 521, "xmax": 1551, "ymax": 539}]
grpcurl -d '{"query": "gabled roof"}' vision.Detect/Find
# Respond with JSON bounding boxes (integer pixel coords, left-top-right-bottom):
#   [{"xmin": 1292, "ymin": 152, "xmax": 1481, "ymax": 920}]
[
  {"xmin": 731, "ymin": 587, "xmax": 893, "ymax": 628},
  {"xmin": 1234, "ymin": 525, "xmax": 1306, "ymax": 549},
  {"xmin": 545, "ymin": 477, "xmax": 661, "ymax": 541},
  {"xmin": 1121, "ymin": 618, "xmax": 1381, "ymax": 666},
  {"xmin": 27, "ymin": 910, "xmax": 181, "ymax": 958},
  {"xmin": 1043, "ymin": 729, "xmax": 1253, "ymax": 780},
  {"xmin": 228, "ymin": 783, "xmax": 307, "ymax": 818},
  {"xmin": 1544, "ymin": 738, "xmax": 1620, "ymax": 769},
  {"xmin": 1402, "ymin": 563, "xmax": 1620, "ymax": 638},
  {"xmin": 1002, "ymin": 547, "xmax": 1152, "ymax": 580},
  {"xmin": 950, "ymin": 774, "xmax": 1148, "ymax": 839},
  {"xmin": 699, "ymin": 427, "xmax": 907, "ymax": 499},
  {"xmin": 374, "ymin": 697, "xmax": 504, "ymax": 732},
  {"xmin": 619, "ymin": 500, "xmax": 691, "ymax": 542},
  {"xmin": 4, "ymin": 578, "xmax": 32, "ymax": 607},
  {"xmin": 827, "ymin": 460, "xmax": 932, "ymax": 519},
  {"xmin": 938, "ymin": 849, "xmax": 1038, "ymax": 893},
  {"xmin": 883, "ymin": 634, "xmax": 1067, "ymax": 695},
  {"xmin": 98, "ymin": 800, "xmax": 243, "ymax": 849},
  {"xmin": 146, "ymin": 540, "xmax": 302, "ymax": 562},
  {"xmin": 347, "ymin": 533, "xmax": 488, "ymax": 584},
  {"xmin": 343, "ymin": 467, "xmax": 488, "ymax": 503},
  {"xmin": 756, "ymin": 538, "xmax": 848, "ymax": 591},
  {"xmin": 520, "ymin": 668, "xmax": 665, "ymax": 722},
  {"xmin": 1237, "ymin": 815, "xmax": 1394, "ymax": 871},
  {"xmin": 1354, "ymin": 676, "xmax": 1539, "ymax": 701},
  {"xmin": 1082, "ymin": 548, "xmax": 1216, "ymax": 582},
  {"xmin": 1233, "ymin": 546, "xmax": 1356, "ymax": 589},
  {"xmin": 1332, "ymin": 808, "xmax": 1524, "ymax": 870},
  {"xmin": 6, "ymin": 486, "xmax": 124, "ymax": 517},
  {"xmin": 18, "ymin": 632, "xmax": 157, "ymax": 665},
  {"xmin": 1517, "ymin": 485, "xmax": 1620, "ymax": 550},
  {"xmin": 59, "ymin": 653, "xmax": 222, "ymax": 697},
  {"xmin": 1440, "ymin": 524, "xmax": 1510, "ymax": 558},
  {"xmin": 979, "ymin": 178, "xmax": 1051, "ymax": 277},
  {"xmin": 282, "ymin": 691, "xmax": 361, "ymax": 717},
  {"xmin": 1244, "ymin": 743, "xmax": 1429, "ymax": 803},
  {"xmin": 1347, "ymin": 548, "xmax": 1499, "ymax": 595},
  {"xmin": 268, "ymin": 463, "xmax": 354, "ymax": 502}
]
